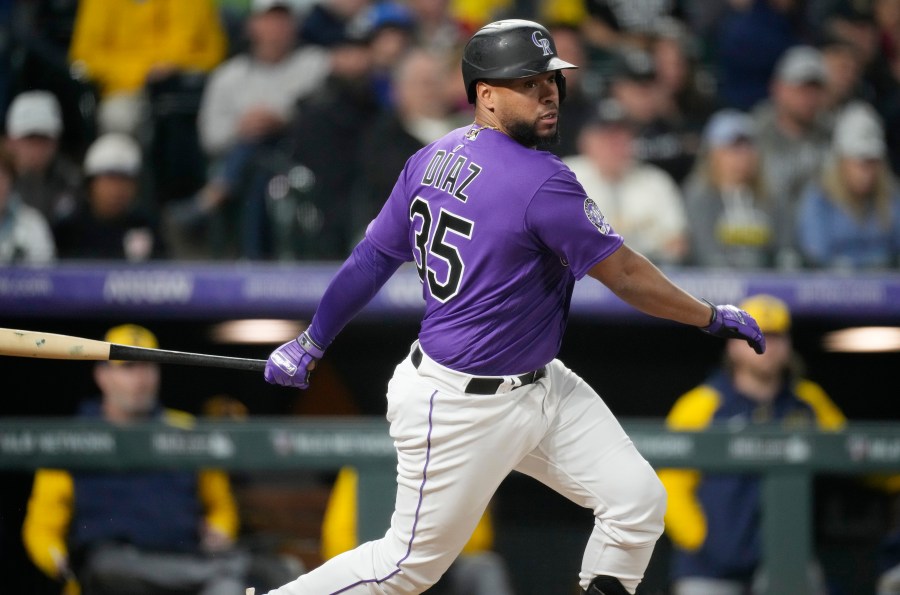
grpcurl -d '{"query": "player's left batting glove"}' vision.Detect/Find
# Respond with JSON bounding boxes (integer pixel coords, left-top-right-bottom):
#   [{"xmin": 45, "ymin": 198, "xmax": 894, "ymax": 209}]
[
  {"xmin": 264, "ymin": 331, "xmax": 326, "ymax": 389},
  {"xmin": 700, "ymin": 299, "xmax": 766, "ymax": 355}
]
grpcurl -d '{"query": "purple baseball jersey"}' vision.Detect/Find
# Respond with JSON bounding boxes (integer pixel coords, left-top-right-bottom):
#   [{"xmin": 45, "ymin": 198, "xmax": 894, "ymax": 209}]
[{"xmin": 366, "ymin": 125, "xmax": 624, "ymax": 375}]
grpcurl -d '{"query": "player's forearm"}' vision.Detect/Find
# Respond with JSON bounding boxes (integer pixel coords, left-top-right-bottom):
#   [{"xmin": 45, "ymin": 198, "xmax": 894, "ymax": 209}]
[
  {"xmin": 589, "ymin": 245, "xmax": 711, "ymax": 327},
  {"xmin": 307, "ymin": 237, "xmax": 404, "ymax": 347}
]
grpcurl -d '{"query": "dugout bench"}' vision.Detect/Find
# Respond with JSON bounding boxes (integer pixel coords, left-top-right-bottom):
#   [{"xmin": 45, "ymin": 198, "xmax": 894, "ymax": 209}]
[{"xmin": 2, "ymin": 417, "xmax": 898, "ymax": 594}]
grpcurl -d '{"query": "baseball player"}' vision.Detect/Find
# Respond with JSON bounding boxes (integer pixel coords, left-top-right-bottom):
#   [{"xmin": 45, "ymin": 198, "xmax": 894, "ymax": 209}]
[{"xmin": 263, "ymin": 19, "xmax": 765, "ymax": 595}]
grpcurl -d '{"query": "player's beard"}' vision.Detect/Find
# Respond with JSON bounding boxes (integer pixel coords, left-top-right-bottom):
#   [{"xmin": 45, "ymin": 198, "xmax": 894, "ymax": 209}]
[{"xmin": 506, "ymin": 117, "xmax": 560, "ymax": 150}]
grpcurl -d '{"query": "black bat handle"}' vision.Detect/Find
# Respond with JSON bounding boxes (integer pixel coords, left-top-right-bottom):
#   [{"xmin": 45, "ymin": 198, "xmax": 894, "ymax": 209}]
[{"xmin": 109, "ymin": 344, "xmax": 267, "ymax": 372}]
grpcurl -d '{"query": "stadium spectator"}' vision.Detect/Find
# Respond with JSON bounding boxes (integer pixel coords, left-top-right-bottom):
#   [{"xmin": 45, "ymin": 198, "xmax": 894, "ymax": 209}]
[
  {"xmin": 358, "ymin": 1, "xmax": 418, "ymax": 108},
  {"xmin": 820, "ymin": 35, "xmax": 875, "ymax": 124},
  {"xmin": 547, "ymin": 23, "xmax": 597, "ymax": 159},
  {"xmin": 607, "ymin": 47, "xmax": 700, "ymax": 184},
  {"xmin": 54, "ymin": 133, "xmax": 166, "ymax": 261},
  {"xmin": 795, "ymin": 100, "xmax": 900, "ymax": 269},
  {"xmin": 409, "ymin": 0, "xmax": 470, "ymax": 52},
  {"xmin": 3, "ymin": 90, "xmax": 80, "ymax": 225},
  {"xmin": 873, "ymin": 0, "xmax": 900, "ymax": 80},
  {"xmin": 658, "ymin": 294, "xmax": 845, "ymax": 595},
  {"xmin": 683, "ymin": 108, "xmax": 777, "ymax": 268},
  {"xmin": 822, "ymin": 1, "xmax": 895, "ymax": 103},
  {"xmin": 300, "ymin": 0, "xmax": 372, "ymax": 48},
  {"xmin": 270, "ymin": 18, "xmax": 379, "ymax": 260},
  {"xmin": 8, "ymin": 0, "xmax": 95, "ymax": 158},
  {"xmin": 21, "ymin": 324, "xmax": 248, "ymax": 595},
  {"xmin": 68, "ymin": 0, "xmax": 227, "ymax": 136},
  {"xmin": 650, "ymin": 17, "xmax": 719, "ymax": 133},
  {"xmin": 580, "ymin": 0, "xmax": 677, "ymax": 47},
  {"xmin": 353, "ymin": 48, "xmax": 464, "ymax": 247},
  {"xmin": 824, "ymin": 0, "xmax": 900, "ymax": 175},
  {"xmin": 181, "ymin": 0, "xmax": 331, "ymax": 259},
  {"xmin": 321, "ymin": 466, "xmax": 515, "ymax": 595},
  {"xmin": 753, "ymin": 44, "xmax": 833, "ymax": 268},
  {"xmin": 0, "ymin": 146, "xmax": 56, "ymax": 263},
  {"xmin": 564, "ymin": 98, "xmax": 689, "ymax": 265},
  {"xmin": 713, "ymin": 0, "xmax": 804, "ymax": 111}
]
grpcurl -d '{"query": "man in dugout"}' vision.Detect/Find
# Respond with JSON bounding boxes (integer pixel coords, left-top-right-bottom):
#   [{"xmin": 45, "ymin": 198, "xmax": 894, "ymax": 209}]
[
  {"xmin": 21, "ymin": 324, "xmax": 248, "ymax": 595},
  {"xmin": 658, "ymin": 294, "xmax": 845, "ymax": 594}
]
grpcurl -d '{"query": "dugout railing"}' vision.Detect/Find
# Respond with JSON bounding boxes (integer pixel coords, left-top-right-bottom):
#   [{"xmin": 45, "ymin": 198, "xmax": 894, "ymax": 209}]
[{"xmin": 2, "ymin": 417, "xmax": 899, "ymax": 595}]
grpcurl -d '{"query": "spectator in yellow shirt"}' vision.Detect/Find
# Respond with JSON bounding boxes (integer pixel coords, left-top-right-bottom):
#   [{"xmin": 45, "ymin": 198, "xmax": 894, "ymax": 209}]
[{"xmin": 69, "ymin": 0, "xmax": 227, "ymax": 135}]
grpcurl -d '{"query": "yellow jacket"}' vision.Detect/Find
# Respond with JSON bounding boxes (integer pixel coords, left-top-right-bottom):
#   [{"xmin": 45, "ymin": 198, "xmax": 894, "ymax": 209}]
[
  {"xmin": 658, "ymin": 378, "xmax": 845, "ymax": 552},
  {"xmin": 69, "ymin": 0, "xmax": 227, "ymax": 97},
  {"xmin": 22, "ymin": 409, "xmax": 239, "ymax": 581},
  {"xmin": 321, "ymin": 466, "xmax": 494, "ymax": 561}
]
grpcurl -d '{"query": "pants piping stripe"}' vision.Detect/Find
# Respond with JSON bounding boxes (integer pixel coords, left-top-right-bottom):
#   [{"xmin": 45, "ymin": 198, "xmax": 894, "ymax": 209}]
[{"xmin": 330, "ymin": 389, "xmax": 438, "ymax": 594}]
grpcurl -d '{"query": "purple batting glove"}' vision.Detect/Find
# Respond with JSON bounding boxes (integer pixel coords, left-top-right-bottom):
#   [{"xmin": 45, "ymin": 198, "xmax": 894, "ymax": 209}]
[
  {"xmin": 264, "ymin": 331, "xmax": 326, "ymax": 388},
  {"xmin": 700, "ymin": 300, "xmax": 767, "ymax": 354}
]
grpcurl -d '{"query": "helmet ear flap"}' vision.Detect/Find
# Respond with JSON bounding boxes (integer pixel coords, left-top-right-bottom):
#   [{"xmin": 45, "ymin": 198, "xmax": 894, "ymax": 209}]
[
  {"xmin": 556, "ymin": 71, "xmax": 567, "ymax": 103},
  {"xmin": 466, "ymin": 80, "xmax": 478, "ymax": 104}
]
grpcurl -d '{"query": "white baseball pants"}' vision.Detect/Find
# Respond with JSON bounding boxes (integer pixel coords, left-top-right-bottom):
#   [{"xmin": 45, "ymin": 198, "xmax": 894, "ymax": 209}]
[{"xmin": 266, "ymin": 342, "xmax": 666, "ymax": 595}]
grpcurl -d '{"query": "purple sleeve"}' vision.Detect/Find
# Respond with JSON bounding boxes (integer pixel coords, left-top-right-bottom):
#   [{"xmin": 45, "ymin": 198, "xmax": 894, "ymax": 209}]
[
  {"xmin": 525, "ymin": 169, "xmax": 624, "ymax": 279},
  {"xmin": 306, "ymin": 237, "xmax": 405, "ymax": 347},
  {"xmin": 364, "ymin": 166, "xmax": 414, "ymax": 260}
]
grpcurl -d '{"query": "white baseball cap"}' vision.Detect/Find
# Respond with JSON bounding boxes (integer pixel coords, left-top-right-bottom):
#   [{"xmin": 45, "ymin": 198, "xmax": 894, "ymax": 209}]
[
  {"xmin": 251, "ymin": 0, "xmax": 298, "ymax": 14},
  {"xmin": 6, "ymin": 90, "xmax": 63, "ymax": 139},
  {"xmin": 833, "ymin": 101, "xmax": 885, "ymax": 160},
  {"xmin": 84, "ymin": 133, "xmax": 142, "ymax": 177},
  {"xmin": 774, "ymin": 46, "xmax": 828, "ymax": 85}
]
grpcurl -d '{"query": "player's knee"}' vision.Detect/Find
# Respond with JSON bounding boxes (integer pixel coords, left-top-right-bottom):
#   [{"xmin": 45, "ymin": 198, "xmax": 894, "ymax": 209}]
[{"xmin": 605, "ymin": 466, "xmax": 666, "ymax": 541}]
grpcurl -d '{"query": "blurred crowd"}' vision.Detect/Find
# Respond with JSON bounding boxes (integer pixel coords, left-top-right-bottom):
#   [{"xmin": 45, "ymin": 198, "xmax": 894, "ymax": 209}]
[{"xmin": 0, "ymin": 0, "xmax": 899, "ymax": 269}]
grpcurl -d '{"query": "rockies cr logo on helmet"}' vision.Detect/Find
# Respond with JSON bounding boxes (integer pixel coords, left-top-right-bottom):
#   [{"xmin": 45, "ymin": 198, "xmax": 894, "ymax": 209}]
[
  {"xmin": 461, "ymin": 19, "xmax": 578, "ymax": 104},
  {"xmin": 532, "ymin": 31, "xmax": 553, "ymax": 56}
]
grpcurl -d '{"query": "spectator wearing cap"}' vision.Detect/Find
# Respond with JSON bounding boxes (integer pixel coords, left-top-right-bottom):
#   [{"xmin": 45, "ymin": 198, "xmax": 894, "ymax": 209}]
[
  {"xmin": 53, "ymin": 133, "xmax": 165, "ymax": 261},
  {"xmin": 300, "ymin": 0, "xmax": 372, "ymax": 48},
  {"xmin": 68, "ymin": 0, "xmax": 227, "ymax": 135},
  {"xmin": 186, "ymin": 0, "xmax": 332, "ymax": 259},
  {"xmin": 752, "ymin": 45, "xmax": 833, "ymax": 267},
  {"xmin": 359, "ymin": 1, "xmax": 418, "ymax": 108},
  {"xmin": 0, "ymin": 145, "xmax": 56, "ymax": 263},
  {"xmin": 608, "ymin": 47, "xmax": 701, "ymax": 183},
  {"xmin": 658, "ymin": 294, "xmax": 844, "ymax": 595},
  {"xmin": 564, "ymin": 98, "xmax": 689, "ymax": 265},
  {"xmin": 682, "ymin": 108, "xmax": 777, "ymax": 268},
  {"xmin": 795, "ymin": 100, "xmax": 900, "ymax": 269},
  {"xmin": 3, "ymin": 90, "xmax": 81, "ymax": 224},
  {"xmin": 22, "ymin": 324, "xmax": 250, "ymax": 595}
]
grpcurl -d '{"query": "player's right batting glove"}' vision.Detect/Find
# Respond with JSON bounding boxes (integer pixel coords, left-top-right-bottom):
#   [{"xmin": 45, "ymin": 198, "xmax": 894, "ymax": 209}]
[
  {"xmin": 264, "ymin": 331, "xmax": 326, "ymax": 389},
  {"xmin": 700, "ymin": 299, "xmax": 766, "ymax": 354}
]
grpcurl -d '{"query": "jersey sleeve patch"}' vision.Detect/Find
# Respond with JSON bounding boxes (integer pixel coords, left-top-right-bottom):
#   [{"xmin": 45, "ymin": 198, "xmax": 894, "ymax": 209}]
[{"xmin": 583, "ymin": 198, "xmax": 612, "ymax": 234}]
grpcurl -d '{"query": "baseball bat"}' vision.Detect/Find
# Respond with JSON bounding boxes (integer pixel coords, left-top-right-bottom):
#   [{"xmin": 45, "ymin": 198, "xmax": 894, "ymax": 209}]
[{"xmin": 0, "ymin": 328, "xmax": 266, "ymax": 372}]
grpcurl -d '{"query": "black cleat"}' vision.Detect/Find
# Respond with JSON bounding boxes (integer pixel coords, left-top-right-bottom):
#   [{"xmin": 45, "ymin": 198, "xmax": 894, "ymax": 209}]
[{"xmin": 586, "ymin": 575, "xmax": 630, "ymax": 595}]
